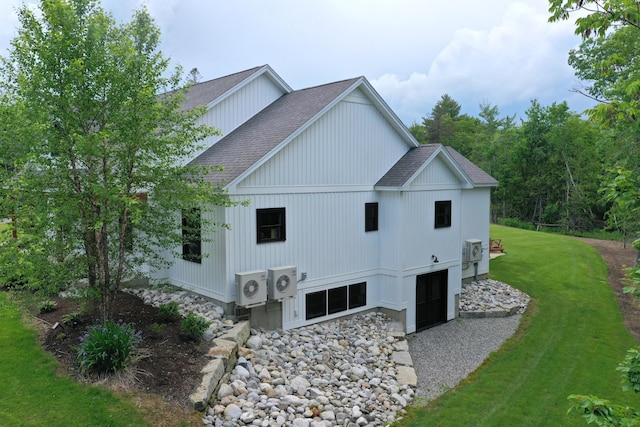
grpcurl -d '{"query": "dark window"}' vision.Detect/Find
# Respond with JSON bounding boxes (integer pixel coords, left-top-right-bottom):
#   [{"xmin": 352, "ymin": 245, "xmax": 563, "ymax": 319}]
[
  {"xmin": 257, "ymin": 208, "xmax": 286, "ymax": 243},
  {"xmin": 349, "ymin": 282, "xmax": 367, "ymax": 309},
  {"xmin": 434, "ymin": 200, "xmax": 452, "ymax": 228},
  {"xmin": 305, "ymin": 282, "xmax": 368, "ymax": 320},
  {"xmin": 365, "ymin": 202, "xmax": 378, "ymax": 232},
  {"xmin": 182, "ymin": 207, "xmax": 201, "ymax": 263},
  {"xmin": 328, "ymin": 286, "xmax": 348, "ymax": 314},
  {"xmin": 306, "ymin": 291, "xmax": 326, "ymax": 320}
]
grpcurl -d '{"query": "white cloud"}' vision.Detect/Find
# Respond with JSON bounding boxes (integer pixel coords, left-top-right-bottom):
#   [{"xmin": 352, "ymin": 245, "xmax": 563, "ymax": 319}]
[
  {"xmin": 370, "ymin": 2, "xmax": 587, "ymax": 122},
  {"xmin": 0, "ymin": 0, "xmax": 593, "ymax": 123}
]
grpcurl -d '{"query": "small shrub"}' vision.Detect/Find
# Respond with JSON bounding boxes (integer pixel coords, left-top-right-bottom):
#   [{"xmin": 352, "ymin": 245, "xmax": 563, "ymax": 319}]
[
  {"xmin": 38, "ymin": 300, "xmax": 56, "ymax": 314},
  {"xmin": 77, "ymin": 320, "xmax": 142, "ymax": 374},
  {"xmin": 157, "ymin": 301, "xmax": 181, "ymax": 323},
  {"xmin": 62, "ymin": 311, "xmax": 82, "ymax": 327},
  {"xmin": 180, "ymin": 313, "xmax": 210, "ymax": 341}
]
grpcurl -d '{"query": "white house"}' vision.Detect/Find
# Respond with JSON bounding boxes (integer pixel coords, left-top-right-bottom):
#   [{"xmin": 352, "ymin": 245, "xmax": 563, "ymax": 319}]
[{"xmin": 152, "ymin": 65, "xmax": 497, "ymax": 334}]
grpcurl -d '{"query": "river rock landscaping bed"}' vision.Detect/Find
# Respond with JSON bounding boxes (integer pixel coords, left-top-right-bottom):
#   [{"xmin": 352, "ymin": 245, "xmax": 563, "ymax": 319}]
[
  {"xmin": 121, "ymin": 278, "xmax": 528, "ymax": 426},
  {"xmin": 30, "ymin": 278, "xmax": 531, "ymax": 426}
]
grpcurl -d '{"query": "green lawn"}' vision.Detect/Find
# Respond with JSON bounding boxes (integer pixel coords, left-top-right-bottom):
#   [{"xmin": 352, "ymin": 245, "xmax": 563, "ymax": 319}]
[
  {"xmin": 399, "ymin": 225, "xmax": 638, "ymax": 426},
  {"xmin": 0, "ymin": 292, "xmax": 150, "ymax": 427}
]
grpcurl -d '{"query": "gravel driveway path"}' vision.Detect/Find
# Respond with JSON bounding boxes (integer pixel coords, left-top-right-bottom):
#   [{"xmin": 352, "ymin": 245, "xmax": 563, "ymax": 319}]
[{"xmin": 408, "ymin": 315, "xmax": 522, "ymax": 401}]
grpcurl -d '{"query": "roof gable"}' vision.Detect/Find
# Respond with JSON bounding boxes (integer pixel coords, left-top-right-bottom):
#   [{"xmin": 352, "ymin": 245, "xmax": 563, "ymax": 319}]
[
  {"xmin": 191, "ymin": 78, "xmax": 360, "ymax": 186},
  {"xmin": 191, "ymin": 74, "xmax": 419, "ymax": 188},
  {"xmin": 375, "ymin": 144, "xmax": 498, "ymax": 189},
  {"xmin": 444, "ymin": 147, "xmax": 498, "ymax": 187},
  {"xmin": 181, "ymin": 65, "xmax": 292, "ymax": 111}
]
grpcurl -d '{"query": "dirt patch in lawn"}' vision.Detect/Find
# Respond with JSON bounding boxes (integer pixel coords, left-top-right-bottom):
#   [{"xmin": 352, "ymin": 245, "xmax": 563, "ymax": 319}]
[
  {"xmin": 33, "ymin": 290, "xmax": 209, "ymax": 426},
  {"xmin": 577, "ymin": 237, "xmax": 640, "ymax": 342}
]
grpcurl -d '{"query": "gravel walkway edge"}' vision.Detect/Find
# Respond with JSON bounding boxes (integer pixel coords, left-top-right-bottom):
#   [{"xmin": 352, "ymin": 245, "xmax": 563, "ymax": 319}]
[{"xmin": 407, "ymin": 314, "xmax": 522, "ymax": 401}]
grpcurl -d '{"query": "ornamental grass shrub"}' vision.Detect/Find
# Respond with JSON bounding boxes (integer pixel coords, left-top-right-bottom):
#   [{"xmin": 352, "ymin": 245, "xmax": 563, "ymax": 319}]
[{"xmin": 77, "ymin": 321, "xmax": 142, "ymax": 374}]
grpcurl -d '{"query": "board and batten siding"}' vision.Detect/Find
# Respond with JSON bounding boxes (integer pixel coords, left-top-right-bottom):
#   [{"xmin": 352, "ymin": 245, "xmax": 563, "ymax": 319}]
[
  {"xmin": 237, "ymin": 91, "xmax": 409, "ymax": 190},
  {"xmin": 191, "ymin": 74, "xmax": 287, "ymax": 161},
  {"xmin": 460, "ymin": 188, "xmax": 492, "ymax": 279},
  {"xmin": 161, "ymin": 206, "xmax": 229, "ymax": 301},
  {"xmin": 224, "ymin": 191, "xmax": 382, "ymax": 328},
  {"xmin": 225, "ymin": 192, "xmax": 379, "ymax": 283},
  {"xmin": 410, "ymin": 154, "xmax": 464, "ymax": 188}
]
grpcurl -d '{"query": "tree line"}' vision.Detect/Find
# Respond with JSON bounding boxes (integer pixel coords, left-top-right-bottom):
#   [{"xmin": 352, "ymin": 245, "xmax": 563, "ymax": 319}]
[{"xmin": 408, "ymin": 93, "xmax": 639, "ymax": 238}]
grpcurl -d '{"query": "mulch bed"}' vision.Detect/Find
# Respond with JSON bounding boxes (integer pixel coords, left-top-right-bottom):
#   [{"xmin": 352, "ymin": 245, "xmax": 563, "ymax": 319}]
[{"xmin": 34, "ymin": 290, "xmax": 210, "ymax": 416}]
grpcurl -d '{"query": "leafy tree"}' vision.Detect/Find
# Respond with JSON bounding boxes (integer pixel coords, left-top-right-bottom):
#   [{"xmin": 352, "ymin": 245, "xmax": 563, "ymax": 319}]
[
  {"xmin": 550, "ymin": 0, "xmax": 640, "ymax": 124},
  {"xmin": 550, "ymin": 1, "xmax": 640, "ymax": 424},
  {"xmin": 0, "ymin": 0, "xmax": 231, "ymax": 320}
]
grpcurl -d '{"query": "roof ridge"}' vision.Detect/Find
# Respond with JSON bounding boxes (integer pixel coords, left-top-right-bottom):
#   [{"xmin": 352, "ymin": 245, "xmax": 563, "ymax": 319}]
[
  {"xmin": 191, "ymin": 65, "xmax": 265, "ymax": 87},
  {"xmin": 294, "ymin": 77, "xmax": 362, "ymax": 92}
]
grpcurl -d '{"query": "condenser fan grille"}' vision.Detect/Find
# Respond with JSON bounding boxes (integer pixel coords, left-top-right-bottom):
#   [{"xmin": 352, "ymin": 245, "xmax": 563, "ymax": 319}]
[
  {"xmin": 243, "ymin": 280, "xmax": 259, "ymax": 298},
  {"xmin": 275, "ymin": 275, "xmax": 290, "ymax": 292}
]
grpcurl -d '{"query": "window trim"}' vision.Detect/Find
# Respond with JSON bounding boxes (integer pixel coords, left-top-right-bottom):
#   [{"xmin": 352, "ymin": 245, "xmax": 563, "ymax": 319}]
[
  {"xmin": 257, "ymin": 207, "xmax": 286, "ymax": 244},
  {"xmin": 365, "ymin": 202, "xmax": 378, "ymax": 232},
  {"xmin": 434, "ymin": 200, "xmax": 452, "ymax": 229}
]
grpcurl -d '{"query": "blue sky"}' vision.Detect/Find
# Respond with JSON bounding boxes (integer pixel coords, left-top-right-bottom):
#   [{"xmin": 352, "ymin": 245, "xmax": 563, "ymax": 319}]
[{"xmin": 0, "ymin": 0, "xmax": 594, "ymax": 125}]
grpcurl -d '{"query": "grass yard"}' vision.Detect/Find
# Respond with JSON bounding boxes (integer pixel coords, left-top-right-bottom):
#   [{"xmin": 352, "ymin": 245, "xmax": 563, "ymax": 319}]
[
  {"xmin": 399, "ymin": 225, "xmax": 638, "ymax": 426},
  {"xmin": 0, "ymin": 292, "xmax": 150, "ymax": 427}
]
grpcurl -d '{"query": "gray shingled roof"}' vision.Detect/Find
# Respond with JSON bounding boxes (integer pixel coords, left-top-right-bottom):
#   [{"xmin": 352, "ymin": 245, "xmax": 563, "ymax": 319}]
[
  {"xmin": 376, "ymin": 144, "xmax": 498, "ymax": 188},
  {"xmin": 190, "ymin": 78, "xmax": 361, "ymax": 186},
  {"xmin": 180, "ymin": 66, "xmax": 264, "ymax": 111},
  {"xmin": 375, "ymin": 144, "xmax": 440, "ymax": 187},
  {"xmin": 445, "ymin": 146, "xmax": 498, "ymax": 187}
]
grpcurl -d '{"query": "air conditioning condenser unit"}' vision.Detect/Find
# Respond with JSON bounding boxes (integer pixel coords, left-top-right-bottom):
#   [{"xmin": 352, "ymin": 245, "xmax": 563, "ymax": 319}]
[
  {"xmin": 268, "ymin": 266, "xmax": 297, "ymax": 300},
  {"xmin": 235, "ymin": 270, "xmax": 267, "ymax": 307},
  {"xmin": 465, "ymin": 239, "xmax": 483, "ymax": 262}
]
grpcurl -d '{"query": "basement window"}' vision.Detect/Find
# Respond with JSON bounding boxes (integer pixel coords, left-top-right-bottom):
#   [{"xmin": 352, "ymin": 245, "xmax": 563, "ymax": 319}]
[
  {"xmin": 348, "ymin": 282, "xmax": 367, "ymax": 309},
  {"xmin": 305, "ymin": 290, "xmax": 326, "ymax": 320},
  {"xmin": 304, "ymin": 282, "xmax": 367, "ymax": 320}
]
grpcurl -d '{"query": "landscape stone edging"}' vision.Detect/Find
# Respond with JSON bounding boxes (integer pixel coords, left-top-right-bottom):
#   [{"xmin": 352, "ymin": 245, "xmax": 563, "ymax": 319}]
[
  {"xmin": 189, "ymin": 320, "xmax": 250, "ymax": 411},
  {"xmin": 459, "ymin": 303, "xmax": 521, "ymax": 318}
]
